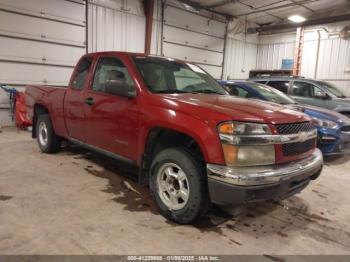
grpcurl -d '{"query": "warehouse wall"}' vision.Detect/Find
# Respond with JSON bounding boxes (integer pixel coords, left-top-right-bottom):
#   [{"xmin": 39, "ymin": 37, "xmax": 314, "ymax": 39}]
[
  {"xmin": 223, "ymin": 34, "xmax": 258, "ymax": 80},
  {"xmin": 87, "ymin": 0, "xmax": 145, "ymax": 53},
  {"xmin": 301, "ymin": 30, "xmax": 350, "ymax": 93},
  {"xmin": 254, "ymin": 23, "xmax": 350, "ymax": 95},
  {"xmin": 256, "ymin": 32, "xmax": 296, "ymax": 70},
  {"xmin": 150, "ymin": 0, "xmax": 227, "ymax": 79},
  {"xmin": 0, "ymin": 0, "xmax": 86, "ymax": 126}
]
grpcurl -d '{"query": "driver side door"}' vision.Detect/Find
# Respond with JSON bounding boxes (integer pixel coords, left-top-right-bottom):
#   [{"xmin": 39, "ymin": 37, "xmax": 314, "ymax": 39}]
[
  {"xmin": 290, "ymin": 81, "xmax": 331, "ymax": 109},
  {"xmin": 83, "ymin": 55, "xmax": 140, "ymax": 162}
]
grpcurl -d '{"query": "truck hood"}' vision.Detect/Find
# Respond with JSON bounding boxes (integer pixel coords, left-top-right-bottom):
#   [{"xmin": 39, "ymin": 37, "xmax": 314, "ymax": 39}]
[{"xmin": 161, "ymin": 94, "xmax": 310, "ymax": 124}]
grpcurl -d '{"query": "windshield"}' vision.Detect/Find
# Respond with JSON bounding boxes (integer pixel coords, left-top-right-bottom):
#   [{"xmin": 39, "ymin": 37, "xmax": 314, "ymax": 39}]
[
  {"xmin": 133, "ymin": 56, "xmax": 227, "ymax": 95},
  {"xmin": 248, "ymin": 82, "xmax": 296, "ymax": 105},
  {"xmin": 316, "ymin": 81, "xmax": 346, "ymax": 98}
]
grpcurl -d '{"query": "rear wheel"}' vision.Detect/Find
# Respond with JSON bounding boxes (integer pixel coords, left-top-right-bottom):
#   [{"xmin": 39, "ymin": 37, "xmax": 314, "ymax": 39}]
[
  {"xmin": 150, "ymin": 147, "xmax": 209, "ymax": 224},
  {"xmin": 36, "ymin": 114, "xmax": 61, "ymax": 153}
]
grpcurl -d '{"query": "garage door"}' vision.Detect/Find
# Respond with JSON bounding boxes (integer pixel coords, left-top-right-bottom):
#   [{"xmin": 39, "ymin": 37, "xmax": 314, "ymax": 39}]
[
  {"xmin": 0, "ymin": 0, "xmax": 86, "ymax": 87},
  {"xmin": 162, "ymin": 3, "xmax": 226, "ymax": 79}
]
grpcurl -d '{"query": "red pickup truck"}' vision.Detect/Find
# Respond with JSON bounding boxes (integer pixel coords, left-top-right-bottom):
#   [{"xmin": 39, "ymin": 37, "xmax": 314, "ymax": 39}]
[{"xmin": 26, "ymin": 52, "xmax": 323, "ymax": 224}]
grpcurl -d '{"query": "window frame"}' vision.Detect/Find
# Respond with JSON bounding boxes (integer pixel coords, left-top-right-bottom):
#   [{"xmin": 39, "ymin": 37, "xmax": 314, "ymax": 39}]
[
  {"xmin": 291, "ymin": 80, "xmax": 321, "ymax": 98},
  {"xmin": 70, "ymin": 56, "xmax": 93, "ymax": 91},
  {"xmin": 89, "ymin": 55, "xmax": 137, "ymax": 97}
]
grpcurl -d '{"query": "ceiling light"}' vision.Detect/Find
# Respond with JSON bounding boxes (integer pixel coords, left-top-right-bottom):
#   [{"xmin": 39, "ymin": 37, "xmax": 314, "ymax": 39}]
[{"xmin": 288, "ymin": 15, "xmax": 306, "ymax": 23}]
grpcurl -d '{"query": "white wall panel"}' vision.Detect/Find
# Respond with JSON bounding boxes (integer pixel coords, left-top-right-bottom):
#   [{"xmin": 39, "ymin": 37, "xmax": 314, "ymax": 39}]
[
  {"xmin": 0, "ymin": 11, "xmax": 85, "ymax": 46},
  {"xmin": 0, "ymin": 0, "xmax": 85, "ymax": 126},
  {"xmin": 88, "ymin": 1, "xmax": 145, "ymax": 53},
  {"xmin": 254, "ymin": 29, "xmax": 350, "ymax": 95},
  {"xmin": 164, "ymin": 5, "xmax": 225, "ymax": 38},
  {"xmin": 0, "ymin": 0, "xmax": 85, "ymax": 25},
  {"xmin": 0, "ymin": 37, "xmax": 83, "ymax": 67},
  {"xmin": 163, "ymin": 43, "xmax": 223, "ymax": 66},
  {"xmin": 223, "ymin": 37, "xmax": 258, "ymax": 80},
  {"xmin": 162, "ymin": 4, "xmax": 226, "ymax": 79},
  {"xmin": 0, "ymin": 63, "xmax": 73, "ymax": 86},
  {"xmin": 256, "ymin": 33, "xmax": 295, "ymax": 70},
  {"xmin": 164, "ymin": 26, "xmax": 224, "ymax": 52}
]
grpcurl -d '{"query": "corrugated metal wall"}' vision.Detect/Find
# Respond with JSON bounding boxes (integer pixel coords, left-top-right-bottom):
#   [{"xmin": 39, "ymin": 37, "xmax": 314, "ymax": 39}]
[
  {"xmin": 301, "ymin": 31, "xmax": 350, "ymax": 93},
  {"xmin": 256, "ymin": 33, "xmax": 296, "ymax": 70},
  {"xmin": 88, "ymin": 0, "xmax": 145, "ymax": 53},
  {"xmin": 223, "ymin": 34, "xmax": 258, "ymax": 80},
  {"xmin": 254, "ymin": 28, "xmax": 350, "ymax": 95}
]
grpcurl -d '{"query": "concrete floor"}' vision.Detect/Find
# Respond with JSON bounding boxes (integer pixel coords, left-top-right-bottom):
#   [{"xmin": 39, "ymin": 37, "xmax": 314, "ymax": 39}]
[{"xmin": 1, "ymin": 127, "xmax": 350, "ymax": 255}]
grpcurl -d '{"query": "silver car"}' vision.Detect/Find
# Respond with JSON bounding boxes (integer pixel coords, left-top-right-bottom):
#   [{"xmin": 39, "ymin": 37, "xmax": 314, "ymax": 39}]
[{"xmin": 251, "ymin": 77, "xmax": 350, "ymax": 117}]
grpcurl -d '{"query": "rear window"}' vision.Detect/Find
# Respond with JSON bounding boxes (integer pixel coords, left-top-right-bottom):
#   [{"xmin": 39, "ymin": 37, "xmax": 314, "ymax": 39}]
[{"xmin": 266, "ymin": 81, "xmax": 290, "ymax": 94}]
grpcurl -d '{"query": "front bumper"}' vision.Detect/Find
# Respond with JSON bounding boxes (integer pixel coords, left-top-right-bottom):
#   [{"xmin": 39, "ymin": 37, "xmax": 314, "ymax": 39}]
[
  {"xmin": 320, "ymin": 130, "xmax": 350, "ymax": 156},
  {"xmin": 207, "ymin": 149, "xmax": 323, "ymax": 205}
]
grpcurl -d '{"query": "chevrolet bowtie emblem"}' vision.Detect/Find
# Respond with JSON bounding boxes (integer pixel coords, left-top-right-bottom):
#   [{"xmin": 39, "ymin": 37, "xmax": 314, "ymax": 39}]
[{"xmin": 298, "ymin": 131, "xmax": 308, "ymax": 143}]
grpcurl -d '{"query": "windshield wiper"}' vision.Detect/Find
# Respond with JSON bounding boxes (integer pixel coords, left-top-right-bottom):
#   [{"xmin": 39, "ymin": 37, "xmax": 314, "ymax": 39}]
[
  {"xmin": 153, "ymin": 90, "xmax": 189, "ymax": 94},
  {"xmin": 191, "ymin": 90, "xmax": 223, "ymax": 95}
]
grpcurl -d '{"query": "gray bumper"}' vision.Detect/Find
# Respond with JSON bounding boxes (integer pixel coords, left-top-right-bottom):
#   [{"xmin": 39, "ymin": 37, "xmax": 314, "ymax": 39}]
[{"xmin": 207, "ymin": 148, "xmax": 323, "ymax": 187}]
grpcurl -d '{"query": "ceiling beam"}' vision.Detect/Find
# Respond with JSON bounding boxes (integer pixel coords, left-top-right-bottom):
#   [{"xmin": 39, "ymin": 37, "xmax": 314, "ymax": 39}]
[
  {"xmin": 247, "ymin": 13, "xmax": 350, "ymax": 33},
  {"xmin": 236, "ymin": 0, "xmax": 315, "ymax": 17},
  {"xmin": 289, "ymin": 0, "xmax": 315, "ymax": 13},
  {"xmin": 204, "ymin": 0, "xmax": 237, "ymax": 9},
  {"xmin": 177, "ymin": 0, "xmax": 233, "ymax": 19}
]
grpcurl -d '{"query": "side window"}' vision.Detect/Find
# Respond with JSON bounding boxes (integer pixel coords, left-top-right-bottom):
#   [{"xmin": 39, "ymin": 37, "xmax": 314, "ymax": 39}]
[
  {"xmin": 291, "ymin": 81, "xmax": 321, "ymax": 97},
  {"xmin": 266, "ymin": 81, "xmax": 289, "ymax": 94},
  {"xmin": 72, "ymin": 57, "xmax": 92, "ymax": 90},
  {"xmin": 224, "ymin": 84, "xmax": 249, "ymax": 98},
  {"xmin": 174, "ymin": 68, "xmax": 204, "ymax": 90},
  {"xmin": 92, "ymin": 57, "xmax": 135, "ymax": 94}
]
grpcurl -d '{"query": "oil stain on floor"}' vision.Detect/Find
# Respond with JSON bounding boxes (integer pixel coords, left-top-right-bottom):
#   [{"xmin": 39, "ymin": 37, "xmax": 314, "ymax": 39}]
[{"xmin": 63, "ymin": 145, "xmax": 350, "ymax": 251}]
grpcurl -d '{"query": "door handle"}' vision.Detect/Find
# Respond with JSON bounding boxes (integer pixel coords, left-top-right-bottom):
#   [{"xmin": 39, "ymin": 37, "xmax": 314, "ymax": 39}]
[{"xmin": 85, "ymin": 97, "xmax": 95, "ymax": 106}]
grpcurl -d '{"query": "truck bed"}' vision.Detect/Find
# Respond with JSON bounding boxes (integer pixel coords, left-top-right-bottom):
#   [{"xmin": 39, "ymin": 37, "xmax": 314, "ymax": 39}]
[{"xmin": 25, "ymin": 85, "xmax": 68, "ymax": 137}]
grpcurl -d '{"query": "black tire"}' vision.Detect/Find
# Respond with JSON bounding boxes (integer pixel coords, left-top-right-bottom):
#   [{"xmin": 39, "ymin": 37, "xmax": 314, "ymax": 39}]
[
  {"xmin": 149, "ymin": 147, "xmax": 210, "ymax": 224},
  {"xmin": 36, "ymin": 114, "xmax": 61, "ymax": 153}
]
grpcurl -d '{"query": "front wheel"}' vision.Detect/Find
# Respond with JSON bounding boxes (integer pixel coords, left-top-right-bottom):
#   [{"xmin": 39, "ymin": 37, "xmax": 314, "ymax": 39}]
[
  {"xmin": 36, "ymin": 114, "xmax": 61, "ymax": 153},
  {"xmin": 149, "ymin": 147, "xmax": 209, "ymax": 224}
]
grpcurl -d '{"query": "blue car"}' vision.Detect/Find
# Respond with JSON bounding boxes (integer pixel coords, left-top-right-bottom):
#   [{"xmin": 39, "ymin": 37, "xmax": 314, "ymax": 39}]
[{"xmin": 219, "ymin": 80, "xmax": 350, "ymax": 156}]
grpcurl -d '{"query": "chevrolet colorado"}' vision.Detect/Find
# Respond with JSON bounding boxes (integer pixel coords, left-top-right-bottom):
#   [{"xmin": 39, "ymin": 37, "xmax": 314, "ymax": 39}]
[{"xmin": 25, "ymin": 52, "xmax": 323, "ymax": 224}]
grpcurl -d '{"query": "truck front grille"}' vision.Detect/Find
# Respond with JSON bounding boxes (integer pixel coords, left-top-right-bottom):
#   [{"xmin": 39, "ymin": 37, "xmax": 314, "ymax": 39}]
[
  {"xmin": 282, "ymin": 138, "xmax": 315, "ymax": 156},
  {"xmin": 275, "ymin": 122, "xmax": 315, "ymax": 134},
  {"xmin": 275, "ymin": 122, "xmax": 316, "ymax": 156}
]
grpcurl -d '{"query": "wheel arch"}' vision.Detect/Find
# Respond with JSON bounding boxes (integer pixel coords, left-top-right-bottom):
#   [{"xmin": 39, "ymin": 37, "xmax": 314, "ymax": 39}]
[
  {"xmin": 32, "ymin": 103, "xmax": 49, "ymax": 138},
  {"xmin": 138, "ymin": 127, "xmax": 208, "ymax": 185}
]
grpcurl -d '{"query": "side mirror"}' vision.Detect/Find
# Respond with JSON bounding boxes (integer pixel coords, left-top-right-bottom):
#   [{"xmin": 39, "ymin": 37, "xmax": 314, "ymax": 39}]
[
  {"xmin": 315, "ymin": 91, "xmax": 329, "ymax": 100},
  {"xmin": 104, "ymin": 71, "xmax": 136, "ymax": 98}
]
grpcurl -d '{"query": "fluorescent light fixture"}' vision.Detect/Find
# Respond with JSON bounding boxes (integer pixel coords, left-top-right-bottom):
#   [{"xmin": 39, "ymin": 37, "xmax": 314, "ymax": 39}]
[{"xmin": 288, "ymin": 15, "xmax": 306, "ymax": 23}]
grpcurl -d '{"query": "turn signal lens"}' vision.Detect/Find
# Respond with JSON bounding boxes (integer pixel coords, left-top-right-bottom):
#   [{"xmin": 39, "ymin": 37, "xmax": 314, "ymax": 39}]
[
  {"xmin": 222, "ymin": 144, "xmax": 238, "ymax": 166},
  {"xmin": 219, "ymin": 123, "xmax": 234, "ymax": 134}
]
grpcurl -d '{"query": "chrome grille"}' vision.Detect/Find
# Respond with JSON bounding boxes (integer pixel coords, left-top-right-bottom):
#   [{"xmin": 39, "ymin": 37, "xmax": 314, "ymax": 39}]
[
  {"xmin": 275, "ymin": 122, "xmax": 316, "ymax": 156},
  {"xmin": 275, "ymin": 122, "xmax": 315, "ymax": 135},
  {"xmin": 282, "ymin": 139, "xmax": 315, "ymax": 156}
]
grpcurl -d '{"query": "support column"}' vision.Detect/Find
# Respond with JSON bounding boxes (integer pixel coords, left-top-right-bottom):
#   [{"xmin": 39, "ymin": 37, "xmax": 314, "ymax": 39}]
[
  {"xmin": 144, "ymin": 0, "xmax": 155, "ymax": 55},
  {"xmin": 293, "ymin": 27, "xmax": 304, "ymax": 76}
]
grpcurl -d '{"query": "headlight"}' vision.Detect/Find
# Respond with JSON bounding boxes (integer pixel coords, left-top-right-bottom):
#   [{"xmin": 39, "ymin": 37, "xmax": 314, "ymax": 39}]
[
  {"xmin": 312, "ymin": 118, "xmax": 337, "ymax": 129},
  {"xmin": 218, "ymin": 122, "xmax": 275, "ymax": 167}
]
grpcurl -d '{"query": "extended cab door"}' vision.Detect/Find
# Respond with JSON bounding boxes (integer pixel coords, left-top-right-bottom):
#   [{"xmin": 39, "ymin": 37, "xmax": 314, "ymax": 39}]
[
  {"xmin": 64, "ymin": 56, "xmax": 93, "ymax": 142},
  {"xmin": 83, "ymin": 55, "xmax": 140, "ymax": 162}
]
